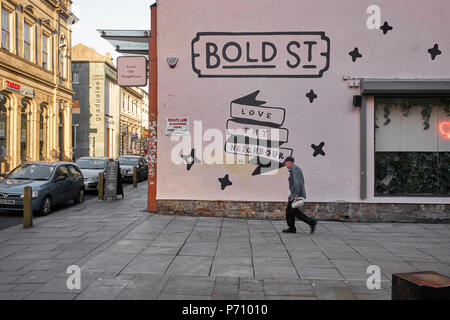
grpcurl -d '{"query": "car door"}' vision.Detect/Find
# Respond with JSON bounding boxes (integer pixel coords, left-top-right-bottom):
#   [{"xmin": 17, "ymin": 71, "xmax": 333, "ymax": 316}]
[
  {"xmin": 53, "ymin": 165, "xmax": 71, "ymax": 204},
  {"xmin": 68, "ymin": 165, "xmax": 83, "ymax": 199}
]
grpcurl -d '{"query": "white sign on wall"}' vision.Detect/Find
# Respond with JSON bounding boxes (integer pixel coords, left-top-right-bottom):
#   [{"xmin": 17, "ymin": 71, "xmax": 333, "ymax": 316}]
[{"xmin": 166, "ymin": 118, "xmax": 190, "ymax": 136}]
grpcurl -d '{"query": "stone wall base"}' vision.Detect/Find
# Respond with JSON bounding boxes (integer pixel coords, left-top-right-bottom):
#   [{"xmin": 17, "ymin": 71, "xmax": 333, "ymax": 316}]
[{"xmin": 156, "ymin": 200, "xmax": 450, "ymax": 223}]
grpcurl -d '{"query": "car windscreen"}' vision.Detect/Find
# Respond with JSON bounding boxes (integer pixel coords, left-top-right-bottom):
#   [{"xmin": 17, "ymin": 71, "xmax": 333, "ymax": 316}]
[
  {"xmin": 117, "ymin": 158, "xmax": 139, "ymax": 166},
  {"xmin": 76, "ymin": 159, "xmax": 107, "ymax": 170},
  {"xmin": 7, "ymin": 164, "xmax": 55, "ymax": 181}
]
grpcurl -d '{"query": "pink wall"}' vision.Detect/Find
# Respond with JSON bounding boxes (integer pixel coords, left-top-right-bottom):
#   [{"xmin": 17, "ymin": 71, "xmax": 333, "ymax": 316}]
[{"xmin": 156, "ymin": 0, "xmax": 450, "ymax": 204}]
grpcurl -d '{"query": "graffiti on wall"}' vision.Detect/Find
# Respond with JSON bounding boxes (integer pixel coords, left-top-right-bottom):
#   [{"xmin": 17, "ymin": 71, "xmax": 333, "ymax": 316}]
[
  {"xmin": 225, "ymin": 90, "xmax": 293, "ymax": 176},
  {"xmin": 192, "ymin": 32, "xmax": 331, "ymax": 78}
]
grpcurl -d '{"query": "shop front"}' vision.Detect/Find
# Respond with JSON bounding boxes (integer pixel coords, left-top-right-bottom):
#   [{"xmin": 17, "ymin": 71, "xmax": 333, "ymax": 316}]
[
  {"xmin": 150, "ymin": 0, "xmax": 450, "ymax": 222},
  {"xmin": 0, "ymin": 77, "xmax": 73, "ymax": 172}
]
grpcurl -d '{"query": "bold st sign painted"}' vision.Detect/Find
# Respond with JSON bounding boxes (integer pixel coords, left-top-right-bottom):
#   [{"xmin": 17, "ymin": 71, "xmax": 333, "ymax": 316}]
[{"xmin": 192, "ymin": 32, "xmax": 330, "ymax": 78}]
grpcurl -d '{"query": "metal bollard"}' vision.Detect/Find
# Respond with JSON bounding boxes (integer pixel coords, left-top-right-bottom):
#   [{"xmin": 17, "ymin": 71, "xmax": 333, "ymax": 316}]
[
  {"xmin": 133, "ymin": 166, "xmax": 138, "ymax": 188},
  {"xmin": 23, "ymin": 186, "xmax": 33, "ymax": 229},
  {"xmin": 98, "ymin": 173, "xmax": 104, "ymax": 201}
]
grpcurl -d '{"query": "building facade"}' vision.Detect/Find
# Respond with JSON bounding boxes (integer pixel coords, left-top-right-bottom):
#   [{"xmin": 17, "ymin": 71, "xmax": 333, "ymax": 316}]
[
  {"xmin": 151, "ymin": 0, "xmax": 450, "ymax": 222},
  {"xmin": 0, "ymin": 0, "xmax": 76, "ymax": 172},
  {"xmin": 71, "ymin": 44, "xmax": 120, "ymax": 160},
  {"xmin": 120, "ymin": 86, "xmax": 146, "ymax": 156}
]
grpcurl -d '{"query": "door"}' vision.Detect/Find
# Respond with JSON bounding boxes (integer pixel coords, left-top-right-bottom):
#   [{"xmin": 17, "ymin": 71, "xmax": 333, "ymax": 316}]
[
  {"xmin": 53, "ymin": 165, "xmax": 71, "ymax": 204},
  {"xmin": 68, "ymin": 165, "xmax": 83, "ymax": 199}
]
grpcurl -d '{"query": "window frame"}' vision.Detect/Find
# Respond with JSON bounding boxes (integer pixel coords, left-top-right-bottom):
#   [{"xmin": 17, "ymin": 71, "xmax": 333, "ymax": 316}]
[
  {"xmin": 72, "ymin": 71, "xmax": 80, "ymax": 84},
  {"xmin": 23, "ymin": 20, "xmax": 33, "ymax": 61},
  {"xmin": 1, "ymin": 6, "xmax": 11, "ymax": 51},
  {"xmin": 42, "ymin": 33, "xmax": 49, "ymax": 70},
  {"xmin": 373, "ymin": 96, "xmax": 450, "ymax": 198},
  {"xmin": 360, "ymin": 79, "xmax": 450, "ymax": 201}
]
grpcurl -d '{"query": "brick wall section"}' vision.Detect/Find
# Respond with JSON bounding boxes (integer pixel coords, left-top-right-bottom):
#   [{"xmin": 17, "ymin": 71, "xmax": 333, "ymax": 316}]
[{"xmin": 157, "ymin": 201, "xmax": 450, "ymax": 223}]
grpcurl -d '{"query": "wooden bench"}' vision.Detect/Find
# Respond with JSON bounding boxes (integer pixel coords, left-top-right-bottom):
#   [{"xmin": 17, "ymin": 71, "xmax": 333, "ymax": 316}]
[{"xmin": 392, "ymin": 271, "xmax": 450, "ymax": 300}]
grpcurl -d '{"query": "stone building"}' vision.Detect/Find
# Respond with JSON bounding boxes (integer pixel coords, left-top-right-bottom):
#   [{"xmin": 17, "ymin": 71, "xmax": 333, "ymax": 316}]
[
  {"xmin": 120, "ymin": 86, "xmax": 146, "ymax": 156},
  {"xmin": 71, "ymin": 43, "xmax": 120, "ymax": 160},
  {"xmin": 0, "ymin": 0, "xmax": 77, "ymax": 172}
]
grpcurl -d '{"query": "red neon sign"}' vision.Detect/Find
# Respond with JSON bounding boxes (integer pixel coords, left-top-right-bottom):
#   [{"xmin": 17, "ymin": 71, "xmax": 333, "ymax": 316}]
[{"xmin": 439, "ymin": 121, "xmax": 450, "ymax": 139}]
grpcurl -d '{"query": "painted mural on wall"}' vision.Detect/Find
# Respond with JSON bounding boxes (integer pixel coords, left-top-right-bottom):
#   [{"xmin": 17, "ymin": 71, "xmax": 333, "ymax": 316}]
[
  {"xmin": 225, "ymin": 90, "xmax": 293, "ymax": 176},
  {"xmin": 192, "ymin": 32, "xmax": 331, "ymax": 78}
]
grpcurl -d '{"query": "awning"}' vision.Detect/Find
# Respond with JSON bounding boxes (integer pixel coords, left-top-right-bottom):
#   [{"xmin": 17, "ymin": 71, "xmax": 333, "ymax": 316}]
[{"xmin": 97, "ymin": 29, "xmax": 150, "ymax": 57}]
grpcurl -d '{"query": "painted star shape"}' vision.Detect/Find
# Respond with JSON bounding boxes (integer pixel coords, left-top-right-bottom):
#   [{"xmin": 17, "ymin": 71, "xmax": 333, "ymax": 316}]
[
  {"xmin": 349, "ymin": 47, "xmax": 362, "ymax": 62},
  {"xmin": 181, "ymin": 148, "xmax": 201, "ymax": 171},
  {"xmin": 306, "ymin": 90, "xmax": 318, "ymax": 103},
  {"xmin": 380, "ymin": 21, "xmax": 393, "ymax": 35},
  {"xmin": 218, "ymin": 175, "xmax": 233, "ymax": 190},
  {"xmin": 312, "ymin": 142, "xmax": 326, "ymax": 157},
  {"xmin": 428, "ymin": 44, "xmax": 442, "ymax": 61}
]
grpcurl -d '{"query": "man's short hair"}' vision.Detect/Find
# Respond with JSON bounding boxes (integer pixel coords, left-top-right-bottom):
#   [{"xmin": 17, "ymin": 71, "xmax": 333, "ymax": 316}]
[{"xmin": 284, "ymin": 156, "xmax": 295, "ymax": 164}]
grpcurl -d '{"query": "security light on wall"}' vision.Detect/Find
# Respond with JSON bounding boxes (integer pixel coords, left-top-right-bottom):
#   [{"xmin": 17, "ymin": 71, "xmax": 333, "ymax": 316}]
[{"xmin": 167, "ymin": 57, "xmax": 178, "ymax": 69}]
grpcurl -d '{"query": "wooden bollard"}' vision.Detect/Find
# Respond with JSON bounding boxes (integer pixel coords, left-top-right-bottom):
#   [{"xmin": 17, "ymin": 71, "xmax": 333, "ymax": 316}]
[
  {"xmin": 23, "ymin": 187, "xmax": 33, "ymax": 229},
  {"xmin": 98, "ymin": 173, "xmax": 104, "ymax": 201},
  {"xmin": 133, "ymin": 166, "xmax": 138, "ymax": 188}
]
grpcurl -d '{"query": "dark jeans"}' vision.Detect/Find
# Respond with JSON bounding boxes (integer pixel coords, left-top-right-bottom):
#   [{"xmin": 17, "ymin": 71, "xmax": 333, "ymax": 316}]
[{"xmin": 286, "ymin": 201, "xmax": 316, "ymax": 229}]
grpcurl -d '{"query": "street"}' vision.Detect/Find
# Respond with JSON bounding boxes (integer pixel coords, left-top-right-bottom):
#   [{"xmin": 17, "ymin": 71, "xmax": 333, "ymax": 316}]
[
  {"xmin": 0, "ymin": 182, "xmax": 448, "ymax": 300},
  {"xmin": 0, "ymin": 189, "xmax": 120, "ymax": 231}
]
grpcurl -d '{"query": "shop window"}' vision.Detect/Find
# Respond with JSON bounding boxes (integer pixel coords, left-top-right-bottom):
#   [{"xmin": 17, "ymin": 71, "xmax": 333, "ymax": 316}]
[
  {"xmin": 0, "ymin": 94, "xmax": 8, "ymax": 172},
  {"xmin": 24, "ymin": 22, "xmax": 32, "ymax": 61},
  {"xmin": 375, "ymin": 97, "xmax": 450, "ymax": 197},
  {"xmin": 1, "ymin": 7, "xmax": 10, "ymax": 51},
  {"xmin": 39, "ymin": 104, "xmax": 48, "ymax": 161},
  {"xmin": 20, "ymin": 99, "xmax": 30, "ymax": 162}
]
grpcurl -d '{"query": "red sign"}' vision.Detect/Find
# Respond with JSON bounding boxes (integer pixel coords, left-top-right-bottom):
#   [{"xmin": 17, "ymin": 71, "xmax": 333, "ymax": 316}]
[
  {"xmin": 4, "ymin": 79, "xmax": 34, "ymax": 98},
  {"xmin": 439, "ymin": 121, "xmax": 450, "ymax": 139}
]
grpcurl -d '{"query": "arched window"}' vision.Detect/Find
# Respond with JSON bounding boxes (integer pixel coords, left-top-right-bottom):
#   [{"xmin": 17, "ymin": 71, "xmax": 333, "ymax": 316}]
[
  {"xmin": 59, "ymin": 102, "xmax": 65, "ymax": 161},
  {"xmin": 39, "ymin": 103, "xmax": 48, "ymax": 160},
  {"xmin": 20, "ymin": 98, "xmax": 31, "ymax": 162}
]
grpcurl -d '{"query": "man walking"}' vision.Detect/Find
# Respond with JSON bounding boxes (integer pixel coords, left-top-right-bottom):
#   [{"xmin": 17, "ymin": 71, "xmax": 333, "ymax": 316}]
[{"xmin": 282, "ymin": 157, "xmax": 317, "ymax": 234}]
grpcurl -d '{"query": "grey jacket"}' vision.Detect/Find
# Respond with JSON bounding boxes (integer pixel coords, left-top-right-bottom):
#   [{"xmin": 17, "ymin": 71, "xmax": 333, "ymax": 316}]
[{"xmin": 288, "ymin": 164, "xmax": 307, "ymax": 201}]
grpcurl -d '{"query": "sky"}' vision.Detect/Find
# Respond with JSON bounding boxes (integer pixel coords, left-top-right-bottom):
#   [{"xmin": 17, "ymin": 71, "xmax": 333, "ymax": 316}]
[{"xmin": 72, "ymin": 0, "xmax": 156, "ymax": 62}]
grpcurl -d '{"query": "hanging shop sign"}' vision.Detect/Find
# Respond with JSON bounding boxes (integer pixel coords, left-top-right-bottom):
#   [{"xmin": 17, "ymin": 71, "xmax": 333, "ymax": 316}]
[
  {"xmin": 166, "ymin": 117, "xmax": 190, "ymax": 136},
  {"xmin": 2, "ymin": 79, "xmax": 35, "ymax": 98},
  {"xmin": 117, "ymin": 56, "xmax": 148, "ymax": 87}
]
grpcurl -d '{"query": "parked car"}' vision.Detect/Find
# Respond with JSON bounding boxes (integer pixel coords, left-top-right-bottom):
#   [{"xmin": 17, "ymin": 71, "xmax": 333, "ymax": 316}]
[
  {"xmin": 76, "ymin": 157, "xmax": 114, "ymax": 191},
  {"xmin": 117, "ymin": 156, "xmax": 148, "ymax": 182},
  {"xmin": 0, "ymin": 162, "xmax": 85, "ymax": 216}
]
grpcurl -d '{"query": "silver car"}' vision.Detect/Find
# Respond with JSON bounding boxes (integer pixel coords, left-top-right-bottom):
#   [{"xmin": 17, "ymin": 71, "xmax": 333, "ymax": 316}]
[{"xmin": 76, "ymin": 157, "xmax": 114, "ymax": 191}]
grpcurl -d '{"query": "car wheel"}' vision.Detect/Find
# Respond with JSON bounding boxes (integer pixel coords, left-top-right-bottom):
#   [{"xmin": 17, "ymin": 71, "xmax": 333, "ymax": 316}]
[
  {"xmin": 74, "ymin": 189, "xmax": 85, "ymax": 204},
  {"xmin": 39, "ymin": 196, "xmax": 52, "ymax": 216}
]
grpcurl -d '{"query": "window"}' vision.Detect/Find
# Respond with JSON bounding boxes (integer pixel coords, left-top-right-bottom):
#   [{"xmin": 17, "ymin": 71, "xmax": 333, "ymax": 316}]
[
  {"xmin": 72, "ymin": 124, "xmax": 77, "ymax": 150},
  {"xmin": 55, "ymin": 166, "xmax": 70, "ymax": 179},
  {"xmin": 68, "ymin": 165, "xmax": 82, "ymax": 177},
  {"xmin": 1, "ymin": 7, "xmax": 10, "ymax": 51},
  {"xmin": 42, "ymin": 34, "xmax": 49, "ymax": 69},
  {"xmin": 72, "ymin": 72, "xmax": 79, "ymax": 84},
  {"xmin": 24, "ymin": 22, "xmax": 32, "ymax": 61},
  {"xmin": 375, "ymin": 97, "xmax": 450, "ymax": 197}
]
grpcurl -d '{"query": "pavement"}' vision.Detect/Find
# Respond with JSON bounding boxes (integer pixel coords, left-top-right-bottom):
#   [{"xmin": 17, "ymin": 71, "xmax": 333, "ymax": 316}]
[
  {"xmin": 0, "ymin": 183, "xmax": 449, "ymax": 300},
  {"xmin": 0, "ymin": 193, "xmax": 97, "ymax": 231}
]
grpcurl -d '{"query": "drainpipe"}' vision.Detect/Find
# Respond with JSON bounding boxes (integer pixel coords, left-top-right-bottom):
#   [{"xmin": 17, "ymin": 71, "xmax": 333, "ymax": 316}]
[{"xmin": 148, "ymin": 3, "xmax": 158, "ymax": 213}]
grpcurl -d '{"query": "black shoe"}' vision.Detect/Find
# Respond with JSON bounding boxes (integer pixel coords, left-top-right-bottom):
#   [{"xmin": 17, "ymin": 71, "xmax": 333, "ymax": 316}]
[
  {"xmin": 283, "ymin": 228, "xmax": 297, "ymax": 234},
  {"xmin": 310, "ymin": 222, "xmax": 317, "ymax": 234}
]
